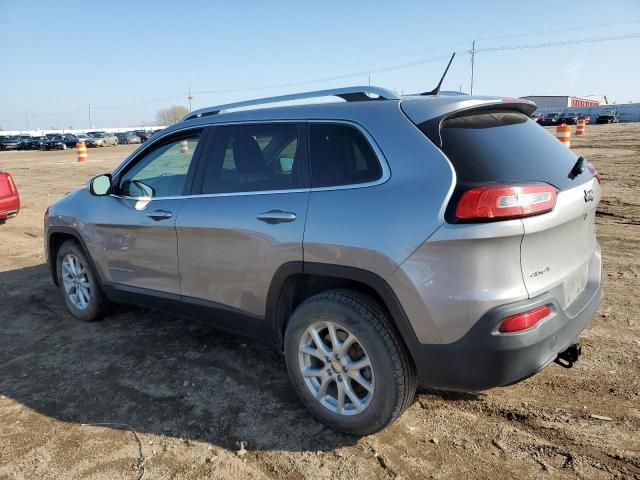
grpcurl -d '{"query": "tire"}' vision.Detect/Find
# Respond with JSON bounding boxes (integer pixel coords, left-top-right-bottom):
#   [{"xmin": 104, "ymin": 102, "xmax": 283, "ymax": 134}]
[
  {"xmin": 284, "ymin": 289, "xmax": 416, "ymax": 436},
  {"xmin": 56, "ymin": 240, "xmax": 110, "ymax": 322}
]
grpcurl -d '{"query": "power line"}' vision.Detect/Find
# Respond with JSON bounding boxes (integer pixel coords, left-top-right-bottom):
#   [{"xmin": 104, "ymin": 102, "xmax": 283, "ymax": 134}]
[
  {"xmin": 476, "ymin": 18, "xmax": 640, "ymax": 42},
  {"xmin": 192, "ymin": 53, "xmax": 459, "ymax": 96},
  {"xmin": 9, "ymin": 27, "xmax": 640, "ymax": 126},
  {"xmin": 189, "ymin": 41, "xmax": 472, "ymax": 89},
  {"xmin": 27, "ymin": 107, "xmax": 86, "ymax": 118},
  {"xmin": 92, "ymin": 94, "xmax": 185, "ymax": 110},
  {"xmin": 187, "ymin": 19, "xmax": 640, "ymax": 89},
  {"xmin": 193, "ymin": 32, "xmax": 640, "ymax": 97},
  {"xmin": 477, "ymin": 32, "xmax": 640, "ymax": 52}
]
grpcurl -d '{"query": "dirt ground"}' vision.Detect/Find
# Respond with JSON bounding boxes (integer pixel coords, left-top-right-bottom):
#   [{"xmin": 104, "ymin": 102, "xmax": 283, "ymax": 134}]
[{"xmin": 0, "ymin": 125, "xmax": 639, "ymax": 480}]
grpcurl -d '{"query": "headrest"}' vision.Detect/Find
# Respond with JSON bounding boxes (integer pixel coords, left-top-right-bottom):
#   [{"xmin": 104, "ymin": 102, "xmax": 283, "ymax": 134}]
[{"xmin": 232, "ymin": 136, "xmax": 269, "ymax": 175}]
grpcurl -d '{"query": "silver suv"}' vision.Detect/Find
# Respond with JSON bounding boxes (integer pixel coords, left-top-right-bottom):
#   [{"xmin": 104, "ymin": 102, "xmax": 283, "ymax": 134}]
[{"xmin": 44, "ymin": 87, "xmax": 602, "ymax": 435}]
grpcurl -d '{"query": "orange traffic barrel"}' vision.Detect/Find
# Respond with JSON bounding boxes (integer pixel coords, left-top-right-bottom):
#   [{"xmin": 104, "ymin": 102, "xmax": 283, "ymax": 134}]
[
  {"xmin": 575, "ymin": 119, "xmax": 586, "ymax": 136},
  {"xmin": 556, "ymin": 123, "xmax": 571, "ymax": 148},
  {"xmin": 180, "ymin": 139, "xmax": 189, "ymax": 154},
  {"xmin": 76, "ymin": 141, "xmax": 88, "ymax": 162}
]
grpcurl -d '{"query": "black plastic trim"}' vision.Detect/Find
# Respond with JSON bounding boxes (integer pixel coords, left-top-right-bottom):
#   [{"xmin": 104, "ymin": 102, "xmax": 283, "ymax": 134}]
[
  {"xmin": 102, "ymin": 283, "xmax": 273, "ymax": 343},
  {"xmin": 46, "ymin": 226, "xmax": 105, "ymax": 287},
  {"xmin": 289, "ymin": 262, "xmax": 424, "ymax": 363},
  {"xmin": 410, "ymin": 280, "xmax": 603, "ymax": 391},
  {"xmin": 45, "ymin": 236, "xmax": 603, "ymax": 392},
  {"xmin": 265, "ymin": 261, "xmax": 304, "ymax": 345}
]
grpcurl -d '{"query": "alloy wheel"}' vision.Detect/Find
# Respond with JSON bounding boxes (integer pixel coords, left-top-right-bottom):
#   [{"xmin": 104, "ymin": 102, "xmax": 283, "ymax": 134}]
[
  {"xmin": 61, "ymin": 254, "xmax": 91, "ymax": 310},
  {"xmin": 298, "ymin": 322, "xmax": 375, "ymax": 416}
]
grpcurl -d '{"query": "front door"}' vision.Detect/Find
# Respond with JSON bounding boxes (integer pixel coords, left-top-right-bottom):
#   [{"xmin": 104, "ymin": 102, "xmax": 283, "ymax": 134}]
[{"xmin": 91, "ymin": 128, "xmax": 207, "ymax": 296}]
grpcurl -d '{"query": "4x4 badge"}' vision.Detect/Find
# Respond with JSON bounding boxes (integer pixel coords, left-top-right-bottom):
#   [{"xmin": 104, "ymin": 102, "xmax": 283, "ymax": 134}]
[{"xmin": 584, "ymin": 189, "xmax": 594, "ymax": 202}]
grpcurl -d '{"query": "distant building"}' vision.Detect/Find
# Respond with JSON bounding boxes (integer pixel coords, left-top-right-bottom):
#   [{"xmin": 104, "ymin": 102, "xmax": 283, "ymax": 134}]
[{"xmin": 522, "ymin": 95, "xmax": 608, "ymax": 109}]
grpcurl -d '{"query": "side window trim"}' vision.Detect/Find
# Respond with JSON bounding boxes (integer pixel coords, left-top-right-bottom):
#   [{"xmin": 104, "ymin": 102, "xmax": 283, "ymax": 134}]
[
  {"xmin": 110, "ymin": 120, "xmax": 389, "ymax": 199},
  {"xmin": 111, "ymin": 126, "xmax": 211, "ymax": 199}
]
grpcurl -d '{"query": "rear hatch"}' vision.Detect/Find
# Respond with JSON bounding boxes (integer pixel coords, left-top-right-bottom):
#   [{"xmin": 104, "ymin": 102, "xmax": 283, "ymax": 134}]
[{"xmin": 404, "ymin": 100, "xmax": 600, "ymax": 307}]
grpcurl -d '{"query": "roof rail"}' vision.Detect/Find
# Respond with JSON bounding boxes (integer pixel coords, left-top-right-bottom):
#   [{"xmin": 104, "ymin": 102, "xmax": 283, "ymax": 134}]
[{"xmin": 180, "ymin": 86, "xmax": 400, "ymax": 122}]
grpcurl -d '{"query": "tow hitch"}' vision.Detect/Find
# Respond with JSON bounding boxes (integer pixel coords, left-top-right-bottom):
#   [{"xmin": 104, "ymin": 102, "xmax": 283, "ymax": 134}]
[{"xmin": 554, "ymin": 343, "xmax": 582, "ymax": 369}]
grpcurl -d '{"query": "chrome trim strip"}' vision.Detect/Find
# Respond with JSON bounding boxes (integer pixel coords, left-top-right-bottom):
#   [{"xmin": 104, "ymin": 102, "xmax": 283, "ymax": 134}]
[{"xmin": 110, "ymin": 120, "xmax": 390, "ymax": 201}]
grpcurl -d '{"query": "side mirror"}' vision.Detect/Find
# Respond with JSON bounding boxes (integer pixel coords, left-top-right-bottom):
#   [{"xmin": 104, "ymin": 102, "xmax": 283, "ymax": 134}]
[{"xmin": 88, "ymin": 174, "xmax": 112, "ymax": 196}]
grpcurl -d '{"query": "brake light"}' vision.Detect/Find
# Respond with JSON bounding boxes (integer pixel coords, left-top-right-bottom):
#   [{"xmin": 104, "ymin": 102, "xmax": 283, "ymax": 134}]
[
  {"xmin": 44, "ymin": 207, "xmax": 50, "ymax": 223},
  {"xmin": 498, "ymin": 305, "xmax": 551, "ymax": 333},
  {"xmin": 501, "ymin": 97, "xmax": 527, "ymax": 104},
  {"xmin": 587, "ymin": 162, "xmax": 601, "ymax": 183},
  {"xmin": 455, "ymin": 184, "xmax": 557, "ymax": 221}
]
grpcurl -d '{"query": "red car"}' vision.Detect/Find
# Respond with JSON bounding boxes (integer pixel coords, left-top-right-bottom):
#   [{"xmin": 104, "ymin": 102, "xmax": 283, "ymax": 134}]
[{"xmin": 0, "ymin": 171, "xmax": 20, "ymax": 223}]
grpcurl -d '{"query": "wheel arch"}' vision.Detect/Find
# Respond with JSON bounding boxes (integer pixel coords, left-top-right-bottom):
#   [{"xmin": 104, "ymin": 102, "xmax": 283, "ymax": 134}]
[
  {"xmin": 47, "ymin": 227, "xmax": 101, "ymax": 287},
  {"xmin": 267, "ymin": 261, "xmax": 422, "ymax": 365}
]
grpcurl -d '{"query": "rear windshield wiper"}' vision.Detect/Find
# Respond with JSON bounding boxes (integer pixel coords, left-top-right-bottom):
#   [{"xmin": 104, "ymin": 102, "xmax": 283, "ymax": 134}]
[{"xmin": 568, "ymin": 156, "xmax": 585, "ymax": 180}]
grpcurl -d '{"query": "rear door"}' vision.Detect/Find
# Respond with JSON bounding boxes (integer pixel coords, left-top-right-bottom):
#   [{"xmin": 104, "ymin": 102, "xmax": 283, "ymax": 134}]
[
  {"xmin": 175, "ymin": 122, "xmax": 309, "ymax": 328},
  {"xmin": 434, "ymin": 109, "xmax": 600, "ymax": 305}
]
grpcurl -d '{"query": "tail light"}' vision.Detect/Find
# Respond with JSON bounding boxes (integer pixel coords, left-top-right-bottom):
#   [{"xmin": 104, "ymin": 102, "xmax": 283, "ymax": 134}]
[
  {"xmin": 6, "ymin": 174, "xmax": 17, "ymax": 194},
  {"xmin": 44, "ymin": 207, "xmax": 50, "ymax": 223},
  {"xmin": 455, "ymin": 184, "xmax": 557, "ymax": 221},
  {"xmin": 587, "ymin": 162, "xmax": 601, "ymax": 183},
  {"xmin": 498, "ymin": 305, "xmax": 552, "ymax": 333}
]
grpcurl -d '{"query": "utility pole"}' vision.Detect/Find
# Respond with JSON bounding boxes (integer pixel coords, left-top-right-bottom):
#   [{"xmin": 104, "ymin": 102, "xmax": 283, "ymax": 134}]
[
  {"xmin": 187, "ymin": 86, "xmax": 194, "ymax": 112},
  {"xmin": 88, "ymin": 103, "xmax": 93, "ymax": 129},
  {"xmin": 26, "ymin": 113, "xmax": 30, "ymax": 132},
  {"xmin": 470, "ymin": 40, "xmax": 476, "ymax": 95}
]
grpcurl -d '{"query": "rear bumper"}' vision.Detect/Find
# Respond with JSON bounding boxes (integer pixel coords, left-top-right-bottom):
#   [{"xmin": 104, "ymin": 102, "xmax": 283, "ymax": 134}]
[
  {"xmin": 412, "ymin": 254, "xmax": 602, "ymax": 391},
  {"xmin": 0, "ymin": 195, "xmax": 20, "ymax": 219}
]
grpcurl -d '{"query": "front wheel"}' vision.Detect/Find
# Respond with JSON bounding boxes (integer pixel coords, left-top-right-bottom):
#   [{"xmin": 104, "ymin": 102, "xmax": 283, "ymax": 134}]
[
  {"xmin": 284, "ymin": 289, "xmax": 416, "ymax": 436},
  {"xmin": 56, "ymin": 240, "xmax": 110, "ymax": 322}
]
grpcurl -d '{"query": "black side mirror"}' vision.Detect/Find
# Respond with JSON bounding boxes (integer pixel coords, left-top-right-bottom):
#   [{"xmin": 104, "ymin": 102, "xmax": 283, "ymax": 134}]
[{"xmin": 88, "ymin": 174, "xmax": 112, "ymax": 196}]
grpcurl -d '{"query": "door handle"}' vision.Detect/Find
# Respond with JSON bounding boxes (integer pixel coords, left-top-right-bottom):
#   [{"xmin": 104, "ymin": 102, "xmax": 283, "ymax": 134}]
[
  {"xmin": 257, "ymin": 210, "xmax": 297, "ymax": 224},
  {"xmin": 146, "ymin": 210, "xmax": 173, "ymax": 221}
]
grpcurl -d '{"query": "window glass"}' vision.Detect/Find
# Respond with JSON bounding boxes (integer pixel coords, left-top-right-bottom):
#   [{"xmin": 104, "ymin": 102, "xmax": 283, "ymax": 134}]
[
  {"xmin": 436, "ymin": 111, "xmax": 589, "ymax": 191},
  {"xmin": 201, "ymin": 124, "xmax": 300, "ymax": 194},
  {"xmin": 118, "ymin": 133, "xmax": 200, "ymax": 198},
  {"xmin": 309, "ymin": 124, "xmax": 382, "ymax": 187}
]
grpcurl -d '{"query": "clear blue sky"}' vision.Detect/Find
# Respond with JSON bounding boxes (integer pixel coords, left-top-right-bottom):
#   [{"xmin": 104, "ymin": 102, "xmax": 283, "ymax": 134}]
[{"xmin": 1, "ymin": 0, "xmax": 639, "ymax": 130}]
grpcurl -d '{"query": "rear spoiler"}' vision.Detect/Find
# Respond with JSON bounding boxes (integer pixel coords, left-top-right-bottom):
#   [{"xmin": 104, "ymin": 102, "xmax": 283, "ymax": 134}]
[{"xmin": 401, "ymin": 97, "xmax": 537, "ymax": 148}]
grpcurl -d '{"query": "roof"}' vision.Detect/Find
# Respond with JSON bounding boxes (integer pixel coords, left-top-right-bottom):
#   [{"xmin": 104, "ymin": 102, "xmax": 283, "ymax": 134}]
[{"xmin": 171, "ymin": 86, "xmax": 534, "ymax": 133}]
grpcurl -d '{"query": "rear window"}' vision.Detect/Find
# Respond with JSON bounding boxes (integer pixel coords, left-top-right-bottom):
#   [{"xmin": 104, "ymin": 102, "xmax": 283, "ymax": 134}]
[{"xmin": 432, "ymin": 110, "xmax": 590, "ymax": 191}]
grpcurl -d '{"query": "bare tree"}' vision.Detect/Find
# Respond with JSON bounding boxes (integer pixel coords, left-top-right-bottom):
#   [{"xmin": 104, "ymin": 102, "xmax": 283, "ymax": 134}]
[{"xmin": 156, "ymin": 106, "xmax": 189, "ymax": 126}]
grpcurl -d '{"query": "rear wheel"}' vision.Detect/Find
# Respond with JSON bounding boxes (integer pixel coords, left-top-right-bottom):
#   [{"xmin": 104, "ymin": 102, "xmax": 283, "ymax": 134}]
[
  {"xmin": 284, "ymin": 289, "xmax": 416, "ymax": 436},
  {"xmin": 56, "ymin": 240, "xmax": 110, "ymax": 322}
]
